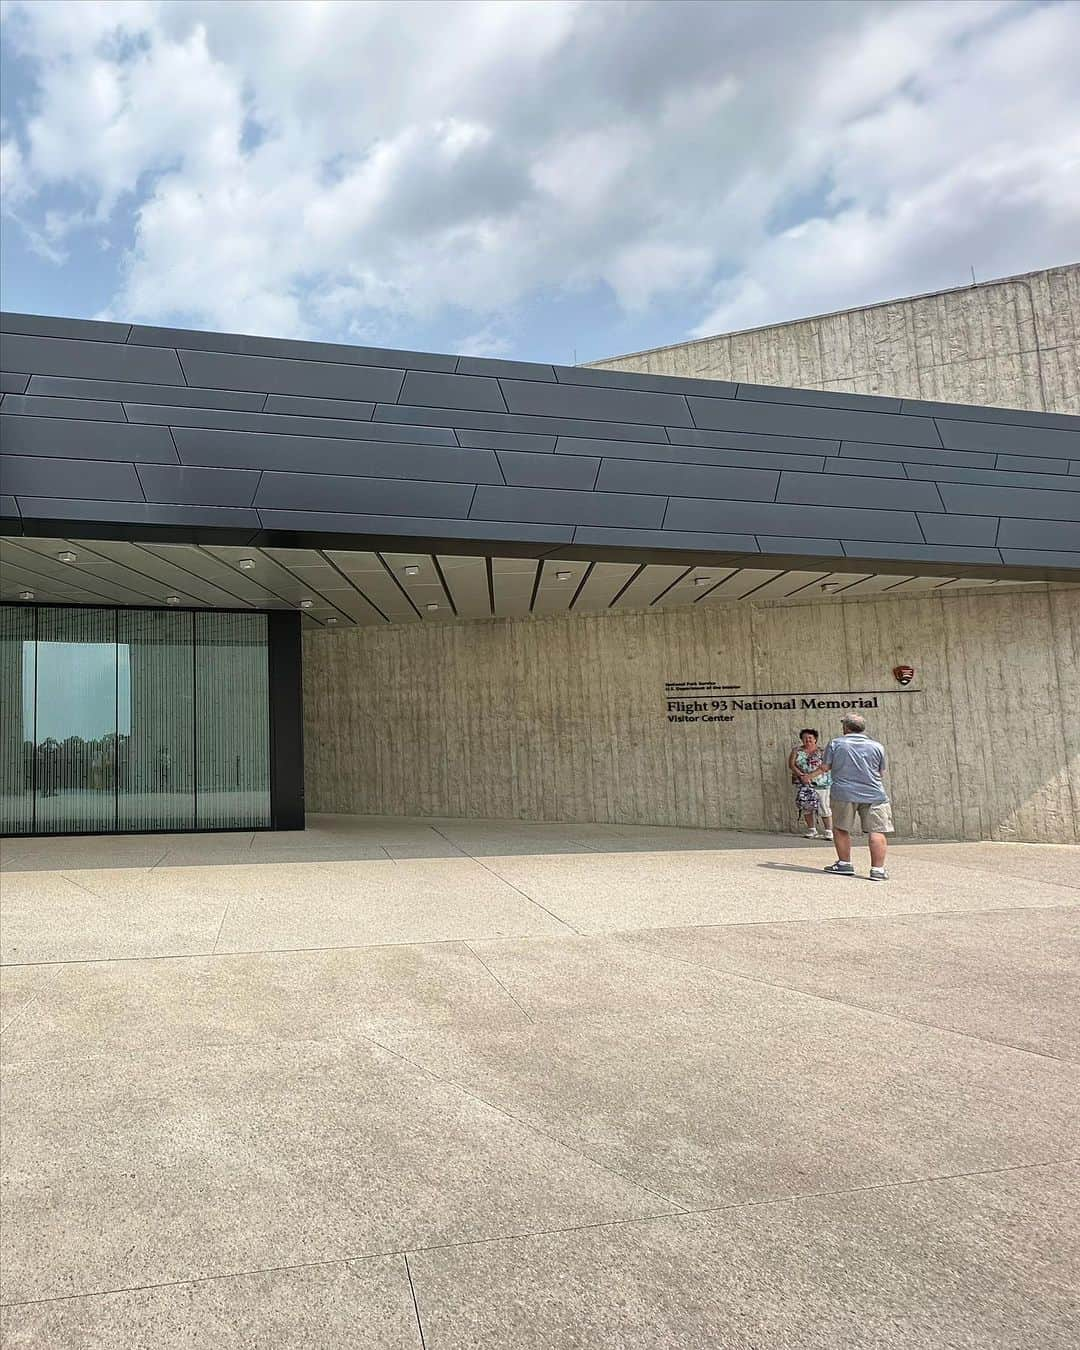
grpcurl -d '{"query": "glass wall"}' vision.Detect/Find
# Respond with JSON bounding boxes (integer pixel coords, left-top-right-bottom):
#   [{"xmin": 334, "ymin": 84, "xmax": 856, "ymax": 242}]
[
  {"xmin": 0, "ymin": 606, "xmax": 34, "ymax": 834},
  {"xmin": 0, "ymin": 605, "xmax": 271, "ymax": 836},
  {"xmin": 34, "ymin": 607, "xmax": 119, "ymax": 834},
  {"xmin": 195, "ymin": 612, "xmax": 271, "ymax": 830},
  {"xmin": 118, "ymin": 609, "xmax": 196, "ymax": 832}
]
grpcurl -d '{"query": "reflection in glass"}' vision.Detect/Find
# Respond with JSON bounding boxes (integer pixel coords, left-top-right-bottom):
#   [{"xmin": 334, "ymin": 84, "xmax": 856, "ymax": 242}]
[
  {"xmin": 195, "ymin": 612, "xmax": 271, "ymax": 829},
  {"xmin": 0, "ymin": 604, "xmax": 273, "ymax": 837},
  {"xmin": 118, "ymin": 609, "xmax": 196, "ymax": 831},
  {"xmin": 0, "ymin": 606, "xmax": 34, "ymax": 834},
  {"xmin": 34, "ymin": 608, "xmax": 119, "ymax": 834}
]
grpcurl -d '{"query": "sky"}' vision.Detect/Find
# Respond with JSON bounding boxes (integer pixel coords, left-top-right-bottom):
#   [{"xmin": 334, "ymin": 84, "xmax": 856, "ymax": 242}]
[{"xmin": 1, "ymin": 0, "xmax": 1078, "ymax": 365}]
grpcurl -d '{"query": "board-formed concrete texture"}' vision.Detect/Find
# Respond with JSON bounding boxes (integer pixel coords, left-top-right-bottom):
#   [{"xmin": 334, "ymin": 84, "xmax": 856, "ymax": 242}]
[
  {"xmin": 2, "ymin": 309, "xmax": 1079, "ymax": 578},
  {"xmin": 302, "ymin": 584, "xmax": 1080, "ymax": 844},
  {"xmin": 592, "ymin": 263, "xmax": 1080, "ymax": 417}
]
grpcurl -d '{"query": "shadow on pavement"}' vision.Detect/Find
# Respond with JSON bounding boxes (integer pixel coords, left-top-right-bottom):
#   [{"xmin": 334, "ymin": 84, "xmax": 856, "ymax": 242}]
[{"xmin": 758, "ymin": 861, "xmax": 874, "ymax": 880}]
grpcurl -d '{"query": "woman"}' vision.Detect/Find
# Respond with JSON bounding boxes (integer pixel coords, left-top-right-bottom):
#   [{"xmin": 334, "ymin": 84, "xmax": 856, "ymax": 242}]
[{"xmin": 788, "ymin": 728, "xmax": 833, "ymax": 839}]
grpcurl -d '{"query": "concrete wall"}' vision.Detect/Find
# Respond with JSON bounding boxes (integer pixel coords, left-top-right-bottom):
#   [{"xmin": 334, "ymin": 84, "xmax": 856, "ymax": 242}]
[
  {"xmin": 593, "ymin": 265, "xmax": 1080, "ymax": 415},
  {"xmin": 303, "ymin": 584, "xmax": 1080, "ymax": 844}
]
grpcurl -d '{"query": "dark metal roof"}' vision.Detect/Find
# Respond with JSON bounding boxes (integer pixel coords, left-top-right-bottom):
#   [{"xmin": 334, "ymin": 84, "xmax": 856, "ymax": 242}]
[{"xmin": 2, "ymin": 311, "xmax": 1078, "ymax": 579}]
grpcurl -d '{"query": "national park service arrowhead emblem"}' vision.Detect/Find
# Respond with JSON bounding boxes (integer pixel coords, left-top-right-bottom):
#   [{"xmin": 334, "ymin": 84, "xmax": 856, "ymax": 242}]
[{"xmin": 893, "ymin": 664, "xmax": 915, "ymax": 686}]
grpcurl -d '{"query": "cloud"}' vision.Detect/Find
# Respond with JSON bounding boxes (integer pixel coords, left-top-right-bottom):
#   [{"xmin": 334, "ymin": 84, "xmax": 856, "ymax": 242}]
[
  {"xmin": 455, "ymin": 327, "xmax": 512, "ymax": 360},
  {"xmin": 0, "ymin": 135, "xmax": 29, "ymax": 205},
  {"xmin": 693, "ymin": 0, "xmax": 1080, "ymax": 335},
  {"xmin": 1, "ymin": 0, "xmax": 1077, "ymax": 349}
]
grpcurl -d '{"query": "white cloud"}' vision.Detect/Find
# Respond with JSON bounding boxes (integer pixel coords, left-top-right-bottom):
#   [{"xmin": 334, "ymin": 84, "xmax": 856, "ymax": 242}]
[
  {"xmin": 455, "ymin": 327, "xmax": 512, "ymax": 359},
  {"xmin": 13, "ymin": 15, "xmax": 243, "ymax": 216},
  {"xmin": 1, "ymin": 0, "xmax": 1077, "ymax": 348},
  {"xmin": 0, "ymin": 135, "xmax": 28, "ymax": 205},
  {"xmin": 606, "ymin": 241, "xmax": 714, "ymax": 313},
  {"xmin": 694, "ymin": 0, "xmax": 1080, "ymax": 335}
]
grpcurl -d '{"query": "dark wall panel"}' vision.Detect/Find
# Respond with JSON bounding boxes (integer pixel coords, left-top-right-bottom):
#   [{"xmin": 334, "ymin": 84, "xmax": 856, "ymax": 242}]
[
  {"xmin": 267, "ymin": 610, "xmax": 304, "ymax": 831},
  {"xmin": 2, "ymin": 309, "xmax": 1079, "ymax": 579}
]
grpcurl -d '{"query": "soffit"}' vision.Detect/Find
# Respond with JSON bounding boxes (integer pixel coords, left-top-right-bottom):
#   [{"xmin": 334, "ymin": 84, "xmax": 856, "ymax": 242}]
[{"xmin": 0, "ymin": 536, "xmax": 1051, "ymax": 629}]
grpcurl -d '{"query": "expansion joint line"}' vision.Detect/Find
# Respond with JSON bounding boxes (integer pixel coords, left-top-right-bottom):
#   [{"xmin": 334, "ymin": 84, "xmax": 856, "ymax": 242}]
[
  {"xmin": 3, "ymin": 1158, "xmax": 1072, "ymax": 1314},
  {"xmin": 403, "ymin": 1254, "xmax": 428, "ymax": 1350},
  {"xmin": 211, "ymin": 900, "xmax": 232, "ymax": 955},
  {"xmin": 426, "ymin": 823, "xmax": 581, "ymax": 934},
  {"xmin": 462, "ymin": 941, "xmax": 535, "ymax": 1023},
  {"xmin": 608, "ymin": 933, "xmax": 1077, "ymax": 1065},
  {"xmin": 361, "ymin": 1030, "xmax": 686, "ymax": 1213}
]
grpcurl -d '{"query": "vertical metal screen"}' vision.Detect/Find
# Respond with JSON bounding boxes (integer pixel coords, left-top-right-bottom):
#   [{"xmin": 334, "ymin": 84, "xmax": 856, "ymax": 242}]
[
  {"xmin": 0, "ymin": 604, "xmax": 272, "ymax": 836},
  {"xmin": 118, "ymin": 609, "xmax": 196, "ymax": 831},
  {"xmin": 0, "ymin": 605, "xmax": 34, "ymax": 835},
  {"xmin": 194, "ymin": 612, "xmax": 271, "ymax": 830}
]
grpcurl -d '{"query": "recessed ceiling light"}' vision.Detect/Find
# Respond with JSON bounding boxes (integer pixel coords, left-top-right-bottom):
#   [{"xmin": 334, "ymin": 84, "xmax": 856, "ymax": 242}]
[
  {"xmin": 694, "ymin": 576, "xmax": 712, "ymax": 587},
  {"xmin": 165, "ymin": 595, "xmax": 182, "ymax": 605},
  {"xmin": 57, "ymin": 550, "xmax": 77, "ymax": 564},
  {"xmin": 403, "ymin": 565, "xmax": 420, "ymax": 576},
  {"xmin": 238, "ymin": 558, "xmax": 256, "ymax": 570},
  {"xmin": 820, "ymin": 582, "xmax": 839, "ymax": 592},
  {"xmin": 325, "ymin": 617, "xmax": 339, "ymax": 625},
  {"xmin": 425, "ymin": 603, "xmax": 439, "ymax": 611},
  {"xmin": 555, "ymin": 571, "xmax": 573, "ymax": 582},
  {"xmin": 299, "ymin": 599, "xmax": 314, "ymax": 609},
  {"xmin": 18, "ymin": 590, "xmax": 34, "ymax": 600}
]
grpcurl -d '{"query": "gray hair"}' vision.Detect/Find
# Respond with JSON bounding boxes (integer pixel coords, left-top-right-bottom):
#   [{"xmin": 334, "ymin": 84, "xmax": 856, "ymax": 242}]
[{"xmin": 842, "ymin": 713, "xmax": 867, "ymax": 734}]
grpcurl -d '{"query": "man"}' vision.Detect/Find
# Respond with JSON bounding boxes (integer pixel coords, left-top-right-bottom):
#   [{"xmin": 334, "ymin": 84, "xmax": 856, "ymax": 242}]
[{"xmin": 820, "ymin": 713, "xmax": 892, "ymax": 880}]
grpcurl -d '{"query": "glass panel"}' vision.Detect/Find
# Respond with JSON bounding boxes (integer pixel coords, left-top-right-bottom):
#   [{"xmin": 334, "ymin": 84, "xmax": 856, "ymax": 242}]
[
  {"xmin": 0, "ymin": 604, "xmax": 274, "ymax": 837},
  {"xmin": 34, "ymin": 607, "xmax": 118, "ymax": 834},
  {"xmin": 118, "ymin": 609, "xmax": 196, "ymax": 831},
  {"xmin": 195, "ymin": 611, "xmax": 271, "ymax": 829},
  {"xmin": 0, "ymin": 606, "xmax": 35, "ymax": 835}
]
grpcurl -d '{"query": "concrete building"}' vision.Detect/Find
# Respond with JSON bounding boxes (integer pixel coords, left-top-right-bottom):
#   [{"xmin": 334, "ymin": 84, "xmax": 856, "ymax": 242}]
[
  {"xmin": 1, "ymin": 296, "xmax": 1078, "ymax": 844},
  {"xmin": 591, "ymin": 264, "xmax": 1080, "ymax": 415}
]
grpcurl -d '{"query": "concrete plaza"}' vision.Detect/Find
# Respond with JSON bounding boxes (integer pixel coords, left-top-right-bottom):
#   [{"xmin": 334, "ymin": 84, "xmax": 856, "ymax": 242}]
[{"xmin": 1, "ymin": 815, "xmax": 1077, "ymax": 1347}]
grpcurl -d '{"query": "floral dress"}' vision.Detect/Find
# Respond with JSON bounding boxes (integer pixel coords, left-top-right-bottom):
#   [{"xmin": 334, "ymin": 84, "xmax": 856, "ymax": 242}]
[{"xmin": 793, "ymin": 747, "xmax": 830, "ymax": 815}]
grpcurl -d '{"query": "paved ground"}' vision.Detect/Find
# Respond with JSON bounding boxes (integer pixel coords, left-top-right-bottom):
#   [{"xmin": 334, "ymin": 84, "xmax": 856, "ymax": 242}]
[{"xmin": 1, "ymin": 815, "xmax": 1077, "ymax": 1348}]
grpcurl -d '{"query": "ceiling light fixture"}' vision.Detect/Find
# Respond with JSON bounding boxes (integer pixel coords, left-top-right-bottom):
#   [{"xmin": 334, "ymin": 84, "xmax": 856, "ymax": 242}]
[
  {"xmin": 165, "ymin": 595, "xmax": 182, "ymax": 605},
  {"xmin": 403, "ymin": 565, "xmax": 420, "ymax": 576},
  {"xmin": 425, "ymin": 603, "xmax": 439, "ymax": 611},
  {"xmin": 325, "ymin": 617, "xmax": 339, "ymax": 626},
  {"xmin": 238, "ymin": 558, "xmax": 256, "ymax": 571},
  {"xmin": 57, "ymin": 550, "xmax": 77, "ymax": 564},
  {"xmin": 299, "ymin": 599, "xmax": 314, "ymax": 609},
  {"xmin": 820, "ymin": 582, "xmax": 839, "ymax": 592},
  {"xmin": 694, "ymin": 576, "xmax": 712, "ymax": 587},
  {"xmin": 555, "ymin": 571, "xmax": 573, "ymax": 582},
  {"xmin": 18, "ymin": 590, "xmax": 34, "ymax": 600}
]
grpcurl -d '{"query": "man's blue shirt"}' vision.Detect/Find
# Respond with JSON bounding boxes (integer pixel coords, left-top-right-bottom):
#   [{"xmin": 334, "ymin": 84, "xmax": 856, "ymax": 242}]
[{"xmin": 824, "ymin": 733, "xmax": 888, "ymax": 803}]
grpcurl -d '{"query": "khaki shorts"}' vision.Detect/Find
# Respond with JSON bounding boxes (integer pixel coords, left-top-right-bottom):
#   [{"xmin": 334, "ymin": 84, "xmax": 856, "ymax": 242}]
[{"xmin": 832, "ymin": 798, "xmax": 894, "ymax": 834}]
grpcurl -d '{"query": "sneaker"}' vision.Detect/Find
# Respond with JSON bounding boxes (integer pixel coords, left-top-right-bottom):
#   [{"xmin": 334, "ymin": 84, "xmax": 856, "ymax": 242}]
[
  {"xmin": 869, "ymin": 867, "xmax": 889, "ymax": 881},
  {"xmin": 823, "ymin": 861, "xmax": 855, "ymax": 875},
  {"xmin": 804, "ymin": 828, "xmax": 819, "ymax": 838},
  {"xmin": 823, "ymin": 830, "xmax": 834, "ymax": 840}
]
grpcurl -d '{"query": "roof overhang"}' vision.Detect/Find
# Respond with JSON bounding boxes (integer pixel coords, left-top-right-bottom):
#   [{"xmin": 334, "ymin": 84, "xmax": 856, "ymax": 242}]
[
  {"xmin": 0, "ymin": 533, "xmax": 1053, "ymax": 631},
  {"xmin": 2, "ymin": 309, "xmax": 1078, "ymax": 625}
]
